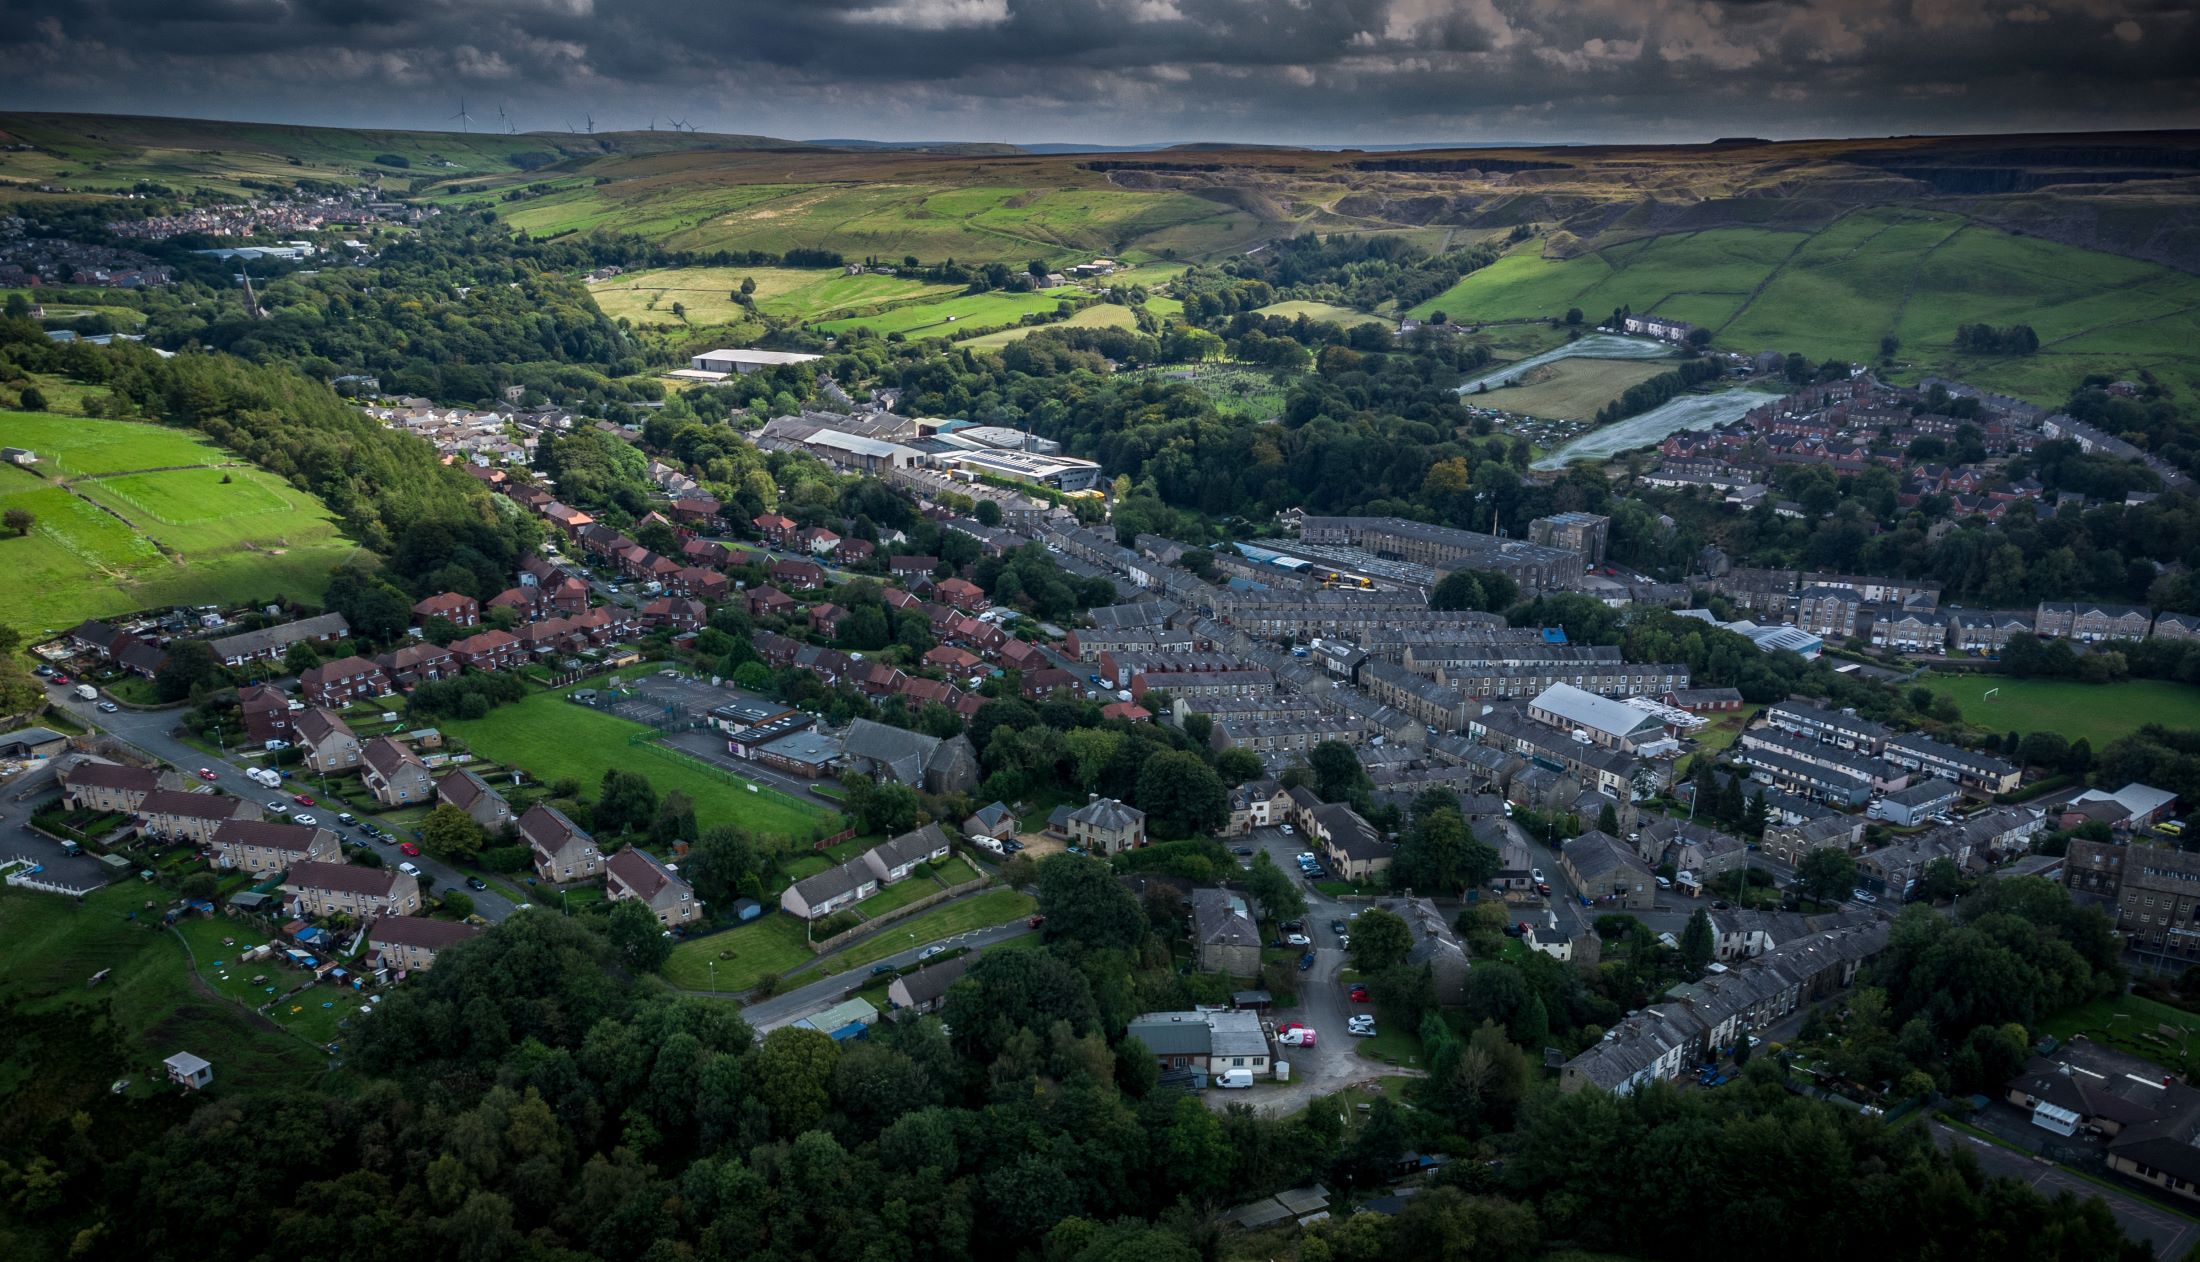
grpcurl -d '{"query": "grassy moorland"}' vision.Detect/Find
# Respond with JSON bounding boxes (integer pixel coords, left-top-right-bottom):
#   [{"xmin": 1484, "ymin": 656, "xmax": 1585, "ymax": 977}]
[{"xmin": 0, "ymin": 412, "xmax": 358, "ymax": 637}]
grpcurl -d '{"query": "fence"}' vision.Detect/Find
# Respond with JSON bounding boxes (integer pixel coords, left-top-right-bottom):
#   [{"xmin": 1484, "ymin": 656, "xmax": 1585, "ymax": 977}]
[{"xmin": 807, "ymin": 876, "xmax": 991, "ymax": 956}]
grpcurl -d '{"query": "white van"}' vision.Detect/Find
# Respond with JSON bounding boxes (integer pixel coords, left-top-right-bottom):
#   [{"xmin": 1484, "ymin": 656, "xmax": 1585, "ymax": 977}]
[{"xmin": 1214, "ymin": 1068, "xmax": 1255, "ymax": 1090}]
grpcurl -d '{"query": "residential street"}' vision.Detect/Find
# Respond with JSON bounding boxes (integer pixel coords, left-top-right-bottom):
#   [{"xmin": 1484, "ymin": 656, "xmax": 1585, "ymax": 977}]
[
  {"xmin": 1932, "ymin": 1122, "xmax": 2196, "ymax": 1260},
  {"xmin": 36, "ymin": 681, "xmax": 519, "ymax": 922},
  {"xmin": 738, "ymin": 915, "xmax": 1038, "ymax": 1030}
]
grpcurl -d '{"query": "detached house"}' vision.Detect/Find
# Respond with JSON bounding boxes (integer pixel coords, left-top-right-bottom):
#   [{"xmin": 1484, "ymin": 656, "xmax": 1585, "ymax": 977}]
[
  {"xmin": 300, "ymin": 656, "xmax": 389, "ymax": 707},
  {"xmin": 1065, "ymin": 796, "xmax": 1147, "ymax": 857},
  {"xmin": 212, "ymin": 818, "xmax": 340, "ymax": 874},
  {"xmin": 520, "ymin": 803, "xmax": 600, "ymax": 882},
  {"xmin": 606, "ymin": 848, "xmax": 703, "ymax": 927},
  {"xmin": 295, "ymin": 708, "xmax": 362, "ymax": 772},
  {"xmin": 361, "ymin": 737, "xmax": 435, "ymax": 807},
  {"xmin": 284, "ymin": 861, "xmax": 421, "ymax": 918}
]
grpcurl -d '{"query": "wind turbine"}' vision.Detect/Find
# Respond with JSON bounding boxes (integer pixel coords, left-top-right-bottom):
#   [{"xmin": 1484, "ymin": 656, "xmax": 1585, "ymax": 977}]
[
  {"xmin": 451, "ymin": 98, "xmax": 474, "ymax": 133},
  {"xmin": 648, "ymin": 114, "xmax": 660, "ymax": 132},
  {"xmin": 585, "ymin": 112, "xmax": 595, "ymax": 135}
]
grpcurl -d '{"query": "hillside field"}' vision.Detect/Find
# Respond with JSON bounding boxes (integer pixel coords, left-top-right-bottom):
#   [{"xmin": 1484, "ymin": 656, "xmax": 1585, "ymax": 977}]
[
  {"xmin": 960, "ymin": 301, "xmax": 1144, "ymax": 349},
  {"xmin": 1253, "ymin": 300, "xmax": 1388, "ymax": 328},
  {"xmin": 1478, "ymin": 358, "xmax": 1676, "ymax": 419},
  {"xmin": 0, "ymin": 413, "xmax": 358, "ymax": 637},
  {"xmin": 588, "ymin": 265, "xmax": 967, "ymax": 327},
  {"xmin": 1406, "ymin": 211, "xmax": 2200, "ymax": 404},
  {"xmin": 1918, "ymin": 674, "xmax": 2200, "ymax": 748},
  {"xmin": 814, "ymin": 286, "xmax": 1088, "ymax": 339}
]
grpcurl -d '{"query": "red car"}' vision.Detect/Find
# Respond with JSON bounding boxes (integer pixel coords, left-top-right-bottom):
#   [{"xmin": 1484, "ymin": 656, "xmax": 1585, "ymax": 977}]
[
  {"xmin": 1349, "ymin": 985, "xmax": 1371, "ymax": 1003},
  {"xmin": 399, "ymin": 842, "xmax": 421, "ymax": 857},
  {"xmin": 52, "ymin": 674, "xmax": 70, "ymax": 685},
  {"xmin": 292, "ymin": 793, "xmax": 316, "ymax": 806},
  {"xmin": 1278, "ymin": 1020, "xmax": 1311, "ymax": 1035},
  {"xmin": 196, "ymin": 767, "xmax": 219, "ymax": 782},
  {"xmin": 1027, "ymin": 914, "xmax": 1046, "ymax": 929}
]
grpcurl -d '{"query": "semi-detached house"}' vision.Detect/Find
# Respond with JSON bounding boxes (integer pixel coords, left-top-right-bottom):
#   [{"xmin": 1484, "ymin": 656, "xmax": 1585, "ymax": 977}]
[
  {"xmin": 138, "ymin": 788, "xmax": 261, "ymax": 845},
  {"xmin": 283, "ymin": 860, "xmax": 421, "ymax": 918},
  {"xmin": 361, "ymin": 737, "xmax": 435, "ymax": 807},
  {"xmin": 606, "ymin": 848, "xmax": 703, "ymax": 927},
  {"xmin": 521, "ymin": 803, "xmax": 599, "ymax": 882},
  {"xmin": 212, "ymin": 818, "xmax": 340, "ymax": 874},
  {"xmin": 300, "ymin": 656, "xmax": 389, "ymax": 707}
]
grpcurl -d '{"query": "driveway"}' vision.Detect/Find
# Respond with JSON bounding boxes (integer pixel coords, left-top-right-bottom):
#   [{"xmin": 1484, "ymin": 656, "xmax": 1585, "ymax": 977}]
[
  {"xmin": 37, "ymin": 683, "xmax": 517, "ymax": 922},
  {"xmin": 1931, "ymin": 1122, "xmax": 2197, "ymax": 1260},
  {"xmin": 1209, "ymin": 825, "xmax": 1424, "ymax": 1115}
]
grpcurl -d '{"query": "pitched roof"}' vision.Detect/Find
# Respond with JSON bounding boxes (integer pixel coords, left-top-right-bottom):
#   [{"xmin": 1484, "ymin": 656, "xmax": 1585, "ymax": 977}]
[
  {"xmin": 869, "ymin": 823, "xmax": 949, "ymax": 871},
  {"xmin": 363, "ymin": 736, "xmax": 427, "ymax": 779},
  {"xmin": 214, "ymin": 818, "xmax": 331, "ymax": 853},
  {"xmin": 369, "ymin": 916, "xmax": 482, "ymax": 951},
  {"xmin": 294, "ymin": 707, "xmax": 354, "ymax": 745},
  {"xmin": 140, "ymin": 788, "xmax": 247, "ymax": 820},
  {"xmin": 893, "ymin": 953, "xmax": 973, "ymax": 1006},
  {"xmin": 283, "ymin": 860, "xmax": 402, "ymax": 895},
  {"xmin": 62, "ymin": 760, "xmax": 160, "ymax": 793},
  {"xmin": 437, "ymin": 767, "xmax": 506, "ymax": 811},
  {"xmin": 608, "ymin": 847, "xmax": 689, "ymax": 902},
  {"xmin": 518, "ymin": 802, "xmax": 590, "ymax": 851},
  {"xmin": 1070, "ymin": 797, "xmax": 1144, "ymax": 831}
]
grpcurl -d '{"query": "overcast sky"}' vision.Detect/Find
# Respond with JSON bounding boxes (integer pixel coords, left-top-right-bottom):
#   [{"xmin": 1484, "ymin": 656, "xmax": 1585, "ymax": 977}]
[{"xmin": 2, "ymin": 0, "xmax": 2195, "ymax": 145}]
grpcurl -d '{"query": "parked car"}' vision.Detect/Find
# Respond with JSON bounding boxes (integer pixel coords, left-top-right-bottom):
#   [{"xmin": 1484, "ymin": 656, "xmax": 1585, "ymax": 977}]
[
  {"xmin": 1233, "ymin": 846, "xmax": 1254, "ymax": 856},
  {"xmin": 399, "ymin": 842, "xmax": 421, "ymax": 857},
  {"xmin": 1214, "ymin": 1068, "xmax": 1255, "ymax": 1089},
  {"xmin": 1852, "ymin": 889, "xmax": 1877, "ymax": 904},
  {"xmin": 465, "ymin": 876, "xmax": 488, "ymax": 891},
  {"xmin": 265, "ymin": 801, "xmax": 289, "ymax": 814},
  {"xmin": 398, "ymin": 861, "xmax": 421, "ymax": 877},
  {"xmin": 918, "ymin": 944, "xmax": 946, "ymax": 959},
  {"xmin": 96, "ymin": 700, "xmax": 118, "ymax": 713},
  {"xmin": 1298, "ymin": 951, "xmax": 1316, "ymax": 971},
  {"xmin": 1531, "ymin": 867, "xmax": 1545, "ymax": 883},
  {"xmin": 1348, "ymin": 985, "xmax": 1370, "ymax": 1003},
  {"xmin": 196, "ymin": 768, "xmax": 218, "ymax": 781},
  {"xmin": 1294, "ymin": 852, "xmax": 1316, "ymax": 864},
  {"xmin": 292, "ymin": 793, "xmax": 315, "ymax": 806},
  {"xmin": 1283, "ymin": 932, "xmax": 1311, "ymax": 947},
  {"xmin": 1027, "ymin": 914, "xmax": 1046, "ymax": 929},
  {"xmin": 1504, "ymin": 922, "xmax": 1526, "ymax": 937},
  {"xmin": 1536, "ymin": 881, "xmax": 1552, "ymax": 895},
  {"xmin": 1347, "ymin": 1017, "xmax": 1377, "ymax": 1037},
  {"xmin": 1279, "ymin": 1027, "xmax": 1316, "ymax": 1047},
  {"xmin": 292, "ymin": 814, "xmax": 316, "ymax": 826},
  {"xmin": 1279, "ymin": 823, "xmax": 1294, "ymax": 835},
  {"xmin": 1330, "ymin": 919, "xmax": 1348, "ymax": 936},
  {"xmin": 336, "ymin": 813, "xmax": 355, "ymax": 826}
]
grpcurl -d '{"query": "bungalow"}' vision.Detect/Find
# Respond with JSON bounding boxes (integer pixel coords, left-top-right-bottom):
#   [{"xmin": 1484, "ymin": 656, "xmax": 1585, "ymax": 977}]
[
  {"xmin": 888, "ymin": 954, "xmax": 972, "ymax": 1015},
  {"xmin": 606, "ymin": 848, "xmax": 704, "ymax": 927},
  {"xmin": 780, "ymin": 859, "xmax": 879, "ymax": 920},
  {"xmin": 361, "ymin": 737, "xmax": 435, "ymax": 807},
  {"xmin": 211, "ymin": 817, "xmax": 340, "ymax": 874},
  {"xmin": 283, "ymin": 861, "xmax": 422, "ymax": 918},
  {"xmin": 520, "ymin": 803, "xmax": 600, "ymax": 882},
  {"xmin": 412, "ymin": 592, "xmax": 480, "ymax": 628},
  {"xmin": 862, "ymin": 824, "xmax": 952, "ymax": 884},
  {"xmin": 367, "ymin": 916, "xmax": 481, "ymax": 973},
  {"xmin": 300, "ymin": 656, "xmax": 390, "ymax": 707},
  {"xmin": 138, "ymin": 788, "xmax": 261, "ymax": 846},
  {"xmin": 437, "ymin": 767, "xmax": 513, "ymax": 830},
  {"xmin": 295, "ymin": 708, "xmax": 362, "ymax": 772},
  {"xmin": 205, "ymin": 612, "xmax": 352, "ymax": 668}
]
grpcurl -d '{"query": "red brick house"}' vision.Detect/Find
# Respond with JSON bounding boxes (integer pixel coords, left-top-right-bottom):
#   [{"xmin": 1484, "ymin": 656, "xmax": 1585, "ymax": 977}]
[
  {"xmin": 300, "ymin": 656, "xmax": 389, "ymax": 707},
  {"xmin": 488, "ymin": 586, "xmax": 544, "ymax": 619},
  {"xmin": 838, "ymin": 538, "xmax": 877, "ymax": 564},
  {"xmin": 642, "ymin": 596, "xmax": 706, "ymax": 630},
  {"xmin": 1021, "ymin": 667, "xmax": 1078, "ymax": 700},
  {"xmin": 670, "ymin": 566, "xmax": 730, "ymax": 601},
  {"xmin": 547, "ymin": 577, "xmax": 590, "ymax": 614},
  {"xmin": 891, "ymin": 555, "xmax": 939, "ymax": 580},
  {"xmin": 753, "ymin": 513, "xmax": 798, "ymax": 545},
  {"xmin": 809, "ymin": 603, "xmax": 848, "ymax": 638},
  {"xmin": 543, "ymin": 502, "xmax": 594, "ymax": 538},
  {"xmin": 451, "ymin": 629, "xmax": 523, "ymax": 672},
  {"xmin": 412, "ymin": 592, "xmax": 480, "ymax": 628},
  {"xmin": 923, "ymin": 645, "xmax": 983, "ymax": 673},
  {"xmin": 747, "ymin": 586, "xmax": 797, "ymax": 617},
  {"xmin": 770, "ymin": 558, "xmax": 825, "ymax": 591},
  {"xmin": 671, "ymin": 495, "xmax": 722, "ymax": 526},
  {"xmin": 377, "ymin": 641, "xmax": 457, "ymax": 687},
  {"xmin": 237, "ymin": 684, "xmax": 294, "ymax": 744},
  {"xmin": 937, "ymin": 577, "xmax": 987, "ymax": 611}
]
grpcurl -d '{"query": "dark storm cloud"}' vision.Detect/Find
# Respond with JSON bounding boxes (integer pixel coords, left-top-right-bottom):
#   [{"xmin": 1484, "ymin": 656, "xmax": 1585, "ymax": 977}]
[{"xmin": 1, "ymin": 0, "xmax": 2194, "ymax": 142}]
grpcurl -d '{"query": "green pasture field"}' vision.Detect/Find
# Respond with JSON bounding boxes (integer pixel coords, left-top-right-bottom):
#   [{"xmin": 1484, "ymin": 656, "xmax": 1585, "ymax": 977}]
[
  {"xmin": 1401, "ymin": 211, "xmax": 2200, "ymax": 403},
  {"xmin": 440, "ymin": 685, "xmax": 840, "ymax": 843},
  {"xmin": 0, "ymin": 414, "xmax": 357, "ymax": 636},
  {"xmin": 588, "ymin": 265, "xmax": 966, "ymax": 327},
  {"xmin": 814, "ymin": 286, "xmax": 1088, "ymax": 338},
  {"xmin": 0, "ymin": 411, "xmax": 240, "ymax": 475},
  {"xmin": 1253, "ymin": 300, "xmax": 1388, "ymax": 328},
  {"xmin": 1481, "ymin": 357, "xmax": 1675, "ymax": 419},
  {"xmin": 959, "ymin": 301, "xmax": 1143, "ymax": 348},
  {"xmin": 1917, "ymin": 674, "xmax": 2200, "ymax": 748},
  {"xmin": 3, "ymin": 290, "xmax": 148, "ymax": 328}
]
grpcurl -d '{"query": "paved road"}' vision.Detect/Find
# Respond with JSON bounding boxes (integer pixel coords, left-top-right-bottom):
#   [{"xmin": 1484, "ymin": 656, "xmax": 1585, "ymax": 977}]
[
  {"xmin": 737, "ymin": 916, "xmax": 1039, "ymax": 1031},
  {"xmin": 37, "ymin": 682, "xmax": 518, "ymax": 922},
  {"xmin": 1932, "ymin": 1122, "xmax": 2197, "ymax": 1260}
]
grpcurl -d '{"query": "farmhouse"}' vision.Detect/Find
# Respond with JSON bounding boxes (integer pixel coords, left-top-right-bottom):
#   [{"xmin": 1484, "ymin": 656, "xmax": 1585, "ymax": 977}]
[
  {"xmin": 605, "ymin": 848, "xmax": 703, "ymax": 928},
  {"xmin": 283, "ymin": 861, "xmax": 422, "ymax": 918}
]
